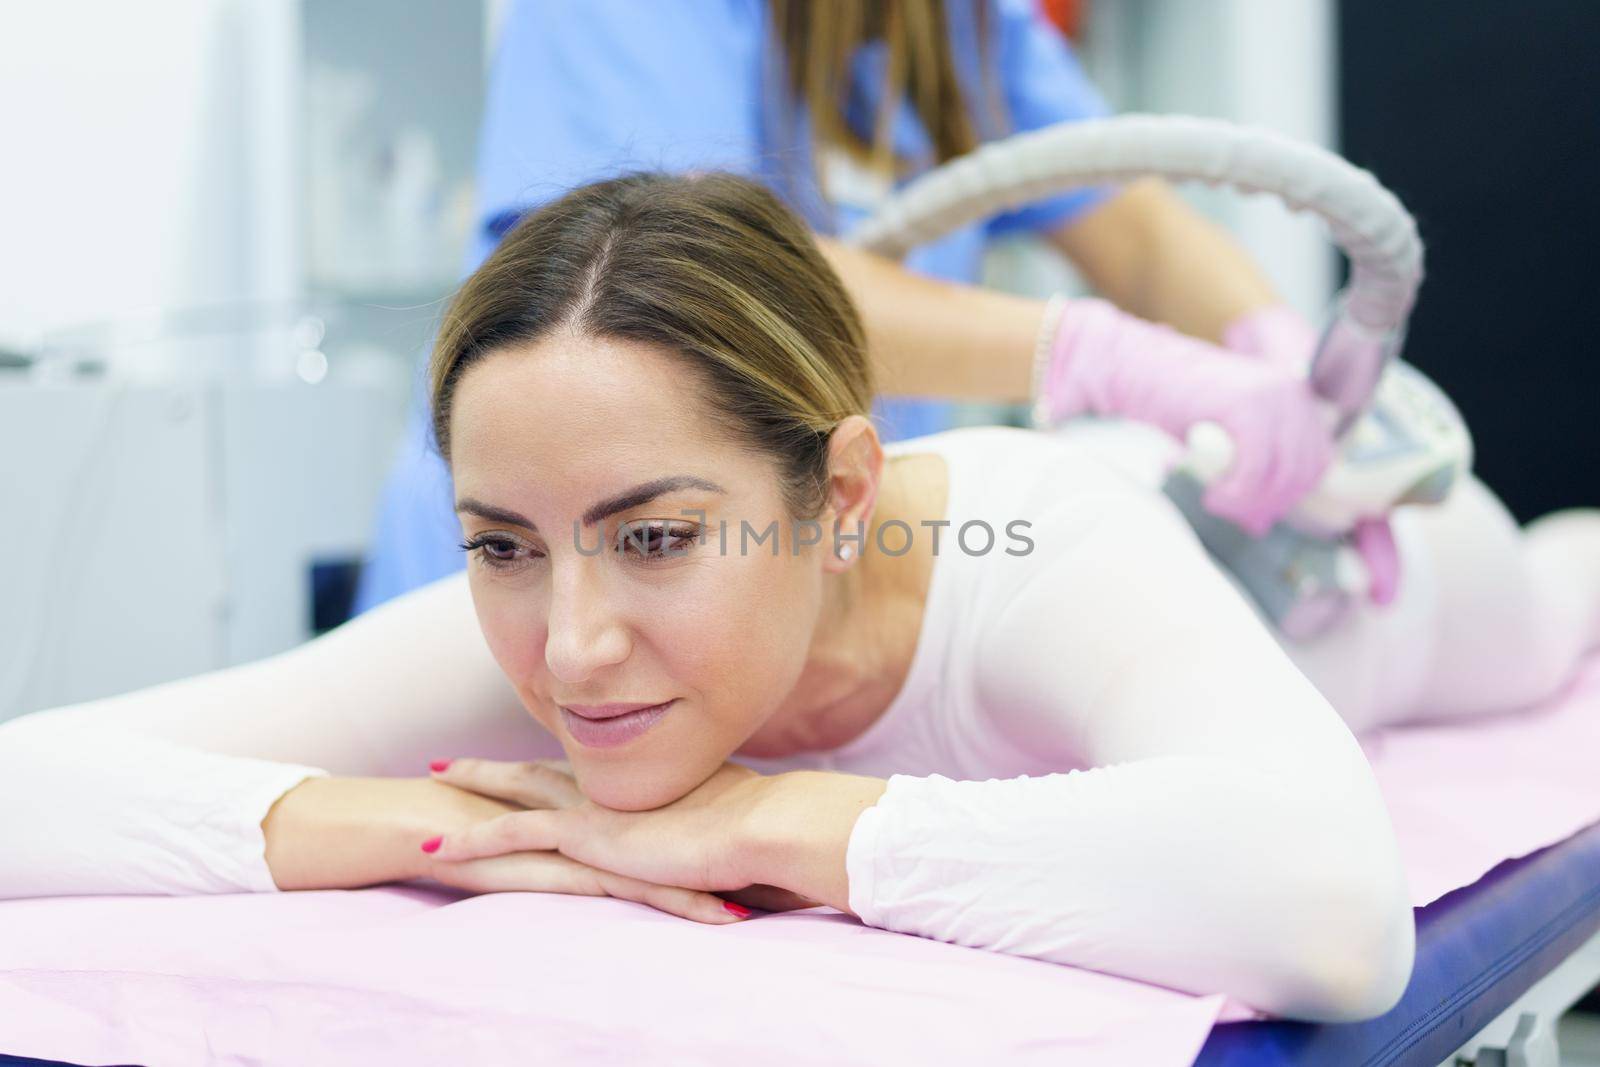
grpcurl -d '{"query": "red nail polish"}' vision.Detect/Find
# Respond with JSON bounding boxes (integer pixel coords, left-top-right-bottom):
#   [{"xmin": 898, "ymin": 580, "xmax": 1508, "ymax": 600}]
[
  {"xmin": 722, "ymin": 901, "xmax": 752, "ymax": 918},
  {"xmin": 420, "ymin": 836, "xmax": 443, "ymax": 854},
  {"xmin": 428, "ymin": 759, "xmax": 452, "ymax": 773}
]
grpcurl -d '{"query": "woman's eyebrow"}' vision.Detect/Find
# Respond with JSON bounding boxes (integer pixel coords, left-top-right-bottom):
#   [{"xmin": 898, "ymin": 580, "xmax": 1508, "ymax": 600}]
[
  {"xmin": 581, "ymin": 476, "xmax": 727, "ymax": 527},
  {"xmin": 455, "ymin": 476, "xmax": 727, "ymax": 531}
]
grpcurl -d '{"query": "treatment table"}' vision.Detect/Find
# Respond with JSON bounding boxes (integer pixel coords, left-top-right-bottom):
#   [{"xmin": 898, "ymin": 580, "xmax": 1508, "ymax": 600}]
[
  {"xmin": 1197, "ymin": 820, "xmax": 1600, "ymax": 1066},
  {"xmin": 3, "ymin": 821, "xmax": 1599, "ymax": 1066}
]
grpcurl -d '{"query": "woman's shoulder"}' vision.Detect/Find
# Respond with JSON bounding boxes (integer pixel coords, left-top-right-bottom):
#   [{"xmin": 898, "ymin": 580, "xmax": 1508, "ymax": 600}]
[
  {"xmin": 898, "ymin": 423, "xmax": 1206, "ymax": 627},
  {"xmin": 881, "ymin": 424, "xmax": 1210, "ymax": 770},
  {"xmin": 883, "ymin": 423, "xmax": 1068, "ymax": 471},
  {"xmin": 883, "ymin": 424, "xmax": 1192, "ymax": 613},
  {"xmin": 885, "ymin": 422, "xmax": 1178, "ymax": 514}
]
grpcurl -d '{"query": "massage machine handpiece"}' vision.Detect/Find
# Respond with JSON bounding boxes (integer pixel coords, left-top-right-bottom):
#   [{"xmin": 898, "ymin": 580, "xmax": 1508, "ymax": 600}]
[
  {"xmin": 849, "ymin": 114, "xmax": 1474, "ymax": 639},
  {"xmin": 1174, "ymin": 318, "xmax": 1473, "ymax": 637},
  {"xmin": 1177, "ymin": 337, "xmax": 1474, "ymax": 632}
]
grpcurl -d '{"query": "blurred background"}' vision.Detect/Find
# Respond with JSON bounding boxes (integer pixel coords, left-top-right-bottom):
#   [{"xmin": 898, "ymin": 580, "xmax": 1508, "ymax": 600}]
[{"xmin": 0, "ymin": 0, "xmax": 1594, "ymax": 723}]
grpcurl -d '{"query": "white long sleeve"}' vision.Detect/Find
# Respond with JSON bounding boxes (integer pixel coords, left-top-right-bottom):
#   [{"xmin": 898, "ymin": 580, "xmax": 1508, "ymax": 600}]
[
  {"xmin": 0, "ymin": 715, "xmax": 328, "ymax": 896},
  {"xmin": 831, "ymin": 428, "xmax": 1416, "ymax": 1023},
  {"xmin": 0, "ymin": 570, "xmax": 557, "ymax": 898}
]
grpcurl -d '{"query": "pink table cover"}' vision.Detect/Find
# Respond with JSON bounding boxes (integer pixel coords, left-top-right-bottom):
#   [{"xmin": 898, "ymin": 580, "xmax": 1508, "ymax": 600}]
[
  {"xmin": 2, "ymin": 654, "xmax": 1598, "ymax": 1066},
  {"xmin": 1361, "ymin": 654, "xmax": 1600, "ymax": 907}
]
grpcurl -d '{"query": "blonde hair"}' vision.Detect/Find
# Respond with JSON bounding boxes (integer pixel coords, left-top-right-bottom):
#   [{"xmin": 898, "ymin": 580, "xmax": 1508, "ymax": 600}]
[{"xmin": 429, "ymin": 171, "xmax": 874, "ymax": 520}]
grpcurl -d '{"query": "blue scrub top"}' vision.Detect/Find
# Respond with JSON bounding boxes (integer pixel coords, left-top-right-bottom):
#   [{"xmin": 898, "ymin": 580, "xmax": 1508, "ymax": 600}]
[{"xmin": 354, "ymin": 0, "xmax": 1111, "ymax": 613}]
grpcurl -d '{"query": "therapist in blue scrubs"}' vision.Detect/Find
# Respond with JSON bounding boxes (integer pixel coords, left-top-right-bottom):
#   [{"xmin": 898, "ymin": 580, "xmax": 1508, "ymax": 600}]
[{"xmin": 354, "ymin": 0, "xmax": 1296, "ymax": 612}]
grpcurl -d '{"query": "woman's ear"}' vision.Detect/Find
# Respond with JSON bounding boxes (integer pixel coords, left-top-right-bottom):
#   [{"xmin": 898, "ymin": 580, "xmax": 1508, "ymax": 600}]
[{"xmin": 821, "ymin": 415, "xmax": 884, "ymax": 573}]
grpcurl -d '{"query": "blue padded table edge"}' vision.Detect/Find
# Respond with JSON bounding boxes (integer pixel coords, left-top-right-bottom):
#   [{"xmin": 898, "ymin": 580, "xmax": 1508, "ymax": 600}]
[
  {"xmin": 0, "ymin": 1059, "xmax": 135, "ymax": 1066},
  {"xmin": 1193, "ymin": 819, "xmax": 1600, "ymax": 1066}
]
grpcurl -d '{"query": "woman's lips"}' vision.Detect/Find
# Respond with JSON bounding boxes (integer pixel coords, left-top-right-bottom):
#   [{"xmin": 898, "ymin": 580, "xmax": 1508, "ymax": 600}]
[
  {"xmin": 562, "ymin": 701, "xmax": 666, "ymax": 720},
  {"xmin": 560, "ymin": 700, "xmax": 676, "ymax": 749}
]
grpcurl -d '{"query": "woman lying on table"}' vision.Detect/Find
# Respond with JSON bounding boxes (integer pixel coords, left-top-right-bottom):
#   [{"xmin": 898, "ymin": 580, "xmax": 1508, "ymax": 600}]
[{"xmin": 5, "ymin": 172, "xmax": 1598, "ymax": 1025}]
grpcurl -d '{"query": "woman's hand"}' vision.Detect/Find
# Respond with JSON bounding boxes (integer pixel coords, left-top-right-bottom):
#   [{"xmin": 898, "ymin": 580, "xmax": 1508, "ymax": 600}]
[
  {"xmin": 422, "ymin": 758, "xmax": 822, "ymax": 919},
  {"xmin": 424, "ymin": 835, "xmax": 777, "ymax": 924},
  {"xmin": 263, "ymin": 773, "xmax": 769, "ymax": 923},
  {"xmin": 1172, "ymin": 353, "xmax": 1338, "ymax": 536},
  {"xmin": 1221, "ymin": 303, "xmax": 1319, "ymax": 375},
  {"xmin": 263, "ymin": 775, "xmax": 523, "ymax": 892},
  {"xmin": 1040, "ymin": 297, "xmax": 1337, "ymax": 536}
]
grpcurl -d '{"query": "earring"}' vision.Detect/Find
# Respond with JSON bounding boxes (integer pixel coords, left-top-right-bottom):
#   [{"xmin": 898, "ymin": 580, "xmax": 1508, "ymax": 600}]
[{"xmin": 837, "ymin": 543, "xmax": 856, "ymax": 562}]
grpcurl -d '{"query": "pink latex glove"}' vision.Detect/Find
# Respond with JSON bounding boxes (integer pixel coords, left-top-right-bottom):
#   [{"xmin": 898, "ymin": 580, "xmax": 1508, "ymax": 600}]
[
  {"xmin": 1221, "ymin": 303, "xmax": 1320, "ymax": 374},
  {"xmin": 1227, "ymin": 304, "xmax": 1404, "ymax": 605},
  {"xmin": 1040, "ymin": 298, "xmax": 1337, "ymax": 536}
]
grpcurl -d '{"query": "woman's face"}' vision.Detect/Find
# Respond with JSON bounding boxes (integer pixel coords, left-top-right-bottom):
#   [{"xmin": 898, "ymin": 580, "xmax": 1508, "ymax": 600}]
[{"xmin": 449, "ymin": 332, "xmax": 829, "ymax": 810}]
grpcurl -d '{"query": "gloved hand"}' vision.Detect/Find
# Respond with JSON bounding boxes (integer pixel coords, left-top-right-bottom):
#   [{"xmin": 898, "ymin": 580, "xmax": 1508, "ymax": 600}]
[
  {"xmin": 1037, "ymin": 298, "xmax": 1337, "ymax": 537},
  {"xmin": 1226, "ymin": 303, "xmax": 1404, "ymax": 606},
  {"xmin": 1221, "ymin": 303, "xmax": 1320, "ymax": 375}
]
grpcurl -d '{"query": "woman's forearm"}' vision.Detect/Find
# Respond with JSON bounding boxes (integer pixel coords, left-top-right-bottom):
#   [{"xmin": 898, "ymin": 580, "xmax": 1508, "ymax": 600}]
[
  {"xmin": 815, "ymin": 236, "xmax": 1043, "ymax": 403},
  {"xmin": 261, "ymin": 776, "xmax": 517, "ymax": 891},
  {"xmin": 1049, "ymin": 177, "xmax": 1281, "ymax": 343},
  {"xmin": 741, "ymin": 763, "xmax": 1411, "ymax": 1024},
  {"xmin": 0, "ymin": 714, "xmax": 327, "ymax": 898},
  {"xmin": 740, "ymin": 769, "xmax": 888, "ymax": 915},
  {"xmin": 815, "ymin": 180, "xmax": 1285, "ymax": 406}
]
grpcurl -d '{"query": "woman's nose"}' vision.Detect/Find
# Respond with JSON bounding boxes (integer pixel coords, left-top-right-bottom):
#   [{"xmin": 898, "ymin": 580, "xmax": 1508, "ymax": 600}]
[{"xmin": 543, "ymin": 561, "xmax": 631, "ymax": 684}]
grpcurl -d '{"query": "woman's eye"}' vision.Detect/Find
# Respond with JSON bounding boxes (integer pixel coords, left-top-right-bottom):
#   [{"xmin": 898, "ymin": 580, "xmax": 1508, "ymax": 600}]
[
  {"xmin": 617, "ymin": 522, "xmax": 700, "ymax": 560},
  {"xmin": 459, "ymin": 535, "xmax": 542, "ymax": 571},
  {"xmin": 482, "ymin": 539, "xmax": 518, "ymax": 562}
]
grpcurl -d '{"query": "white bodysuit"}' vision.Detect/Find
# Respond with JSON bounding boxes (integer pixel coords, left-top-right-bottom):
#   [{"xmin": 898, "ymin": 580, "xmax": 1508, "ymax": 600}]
[{"xmin": 13, "ymin": 421, "xmax": 1594, "ymax": 1022}]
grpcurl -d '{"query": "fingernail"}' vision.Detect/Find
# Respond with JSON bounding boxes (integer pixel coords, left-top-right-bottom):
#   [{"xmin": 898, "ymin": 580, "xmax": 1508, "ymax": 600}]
[
  {"xmin": 428, "ymin": 759, "xmax": 452, "ymax": 773},
  {"xmin": 420, "ymin": 836, "xmax": 443, "ymax": 854},
  {"xmin": 722, "ymin": 901, "xmax": 752, "ymax": 918}
]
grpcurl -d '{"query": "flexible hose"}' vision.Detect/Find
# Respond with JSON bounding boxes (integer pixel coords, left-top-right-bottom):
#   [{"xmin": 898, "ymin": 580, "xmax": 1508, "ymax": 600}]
[{"xmin": 847, "ymin": 113, "xmax": 1423, "ymax": 359}]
